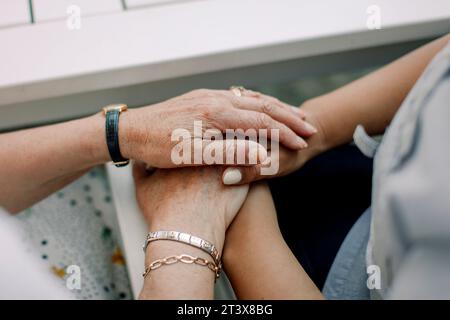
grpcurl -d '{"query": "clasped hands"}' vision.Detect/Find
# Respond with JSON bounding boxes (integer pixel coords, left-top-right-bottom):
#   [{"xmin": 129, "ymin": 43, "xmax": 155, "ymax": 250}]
[{"xmin": 128, "ymin": 88, "xmax": 324, "ymax": 270}]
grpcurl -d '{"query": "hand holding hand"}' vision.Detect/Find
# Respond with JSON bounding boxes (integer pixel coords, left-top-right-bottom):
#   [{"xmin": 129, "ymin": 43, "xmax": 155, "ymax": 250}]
[
  {"xmin": 222, "ymin": 106, "xmax": 326, "ymax": 185},
  {"xmin": 133, "ymin": 162, "xmax": 249, "ymax": 252},
  {"xmin": 119, "ymin": 89, "xmax": 317, "ymax": 169}
]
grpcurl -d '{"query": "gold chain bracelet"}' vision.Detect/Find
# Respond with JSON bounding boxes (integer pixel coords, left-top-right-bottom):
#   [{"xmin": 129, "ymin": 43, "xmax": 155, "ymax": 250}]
[{"xmin": 143, "ymin": 254, "xmax": 220, "ymax": 280}]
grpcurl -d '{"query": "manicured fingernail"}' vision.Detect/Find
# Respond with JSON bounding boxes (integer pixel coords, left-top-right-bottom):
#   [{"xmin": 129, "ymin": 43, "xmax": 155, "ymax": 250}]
[
  {"xmin": 223, "ymin": 168, "xmax": 242, "ymax": 185},
  {"xmin": 304, "ymin": 122, "xmax": 318, "ymax": 134}
]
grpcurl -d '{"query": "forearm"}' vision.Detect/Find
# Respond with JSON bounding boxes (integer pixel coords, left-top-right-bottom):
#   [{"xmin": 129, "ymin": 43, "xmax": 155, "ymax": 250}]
[
  {"xmin": 223, "ymin": 183, "xmax": 322, "ymax": 299},
  {"xmin": 303, "ymin": 33, "xmax": 450, "ymax": 153},
  {"xmin": 0, "ymin": 113, "xmax": 112, "ymax": 213}
]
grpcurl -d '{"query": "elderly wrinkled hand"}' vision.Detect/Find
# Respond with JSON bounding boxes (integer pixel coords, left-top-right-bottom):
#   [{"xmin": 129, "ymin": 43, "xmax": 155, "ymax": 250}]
[
  {"xmin": 133, "ymin": 162, "xmax": 249, "ymax": 252},
  {"xmin": 119, "ymin": 88, "xmax": 317, "ymax": 170}
]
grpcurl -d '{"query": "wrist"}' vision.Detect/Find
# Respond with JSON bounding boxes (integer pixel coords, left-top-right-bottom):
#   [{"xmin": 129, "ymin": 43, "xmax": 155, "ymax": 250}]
[
  {"xmin": 118, "ymin": 106, "xmax": 163, "ymax": 165},
  {"xmin": 144, "ymin": 240, "xmax": 215, "ymax": 267},
  {"xmin": 147, "ymin": 214, "xmax": 226, "ymax": 255},
  {"xmin": 300, "ymin": 98, "xmax": 330, "ymax": 162},
  {"xmin": 84, "ymin": 108, "xmax": 143, "ymax": 165},
  {"xmin": 82, "ymin": 113, "xmax": 111, "ymax": 165},
  {"xmin": 117, "ymin": 107, "xmax": 141, "ymax": 160}
]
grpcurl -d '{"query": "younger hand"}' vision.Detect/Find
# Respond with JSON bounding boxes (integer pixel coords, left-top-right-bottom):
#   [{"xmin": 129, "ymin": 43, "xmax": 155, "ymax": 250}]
[{"xmin": 222, "ymin": 108, "xmax": 326, "ymax": 185}]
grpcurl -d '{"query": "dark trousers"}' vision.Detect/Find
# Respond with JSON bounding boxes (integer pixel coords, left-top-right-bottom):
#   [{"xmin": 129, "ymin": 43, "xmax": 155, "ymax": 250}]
[{"xmin": 269, "ymin": 144, "xmax": 373, "ymax": 289}]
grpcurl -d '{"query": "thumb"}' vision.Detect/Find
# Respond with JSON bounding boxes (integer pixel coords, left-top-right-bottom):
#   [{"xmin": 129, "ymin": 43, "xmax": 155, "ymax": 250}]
[
  {"xmin": 222, "ymin": 150, "xmax": 282, "ymax": 185},
  {"xmin": 222, "ymin": 165, "xmax": 263, "ymax": 185}
]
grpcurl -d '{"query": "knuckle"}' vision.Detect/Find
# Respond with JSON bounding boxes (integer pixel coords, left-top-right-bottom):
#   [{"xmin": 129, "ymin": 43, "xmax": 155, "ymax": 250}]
[
  {"xmin": 272, "ymin": 97, "xmax": 282, "ymax": 104},
  {"xmin": 257, "ymin": 113, "xmax": 271, "ymax": 128},
  {"xmin": 262, "ymin": 101, "xmax": 274, "ymax": 114},
  {"xmin": 248, "ymin": 90, "xmax": 261, "ymax": 98},
  {"xmin": 227, "ymin": 94, "xmax": 239, "ymax": 106}
]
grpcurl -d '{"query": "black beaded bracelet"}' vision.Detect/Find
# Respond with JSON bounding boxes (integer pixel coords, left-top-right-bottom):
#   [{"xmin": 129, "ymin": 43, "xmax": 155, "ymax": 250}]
[{"xmin": 102, "ymin": 104, "xmax": 130, "ymax": 167}]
